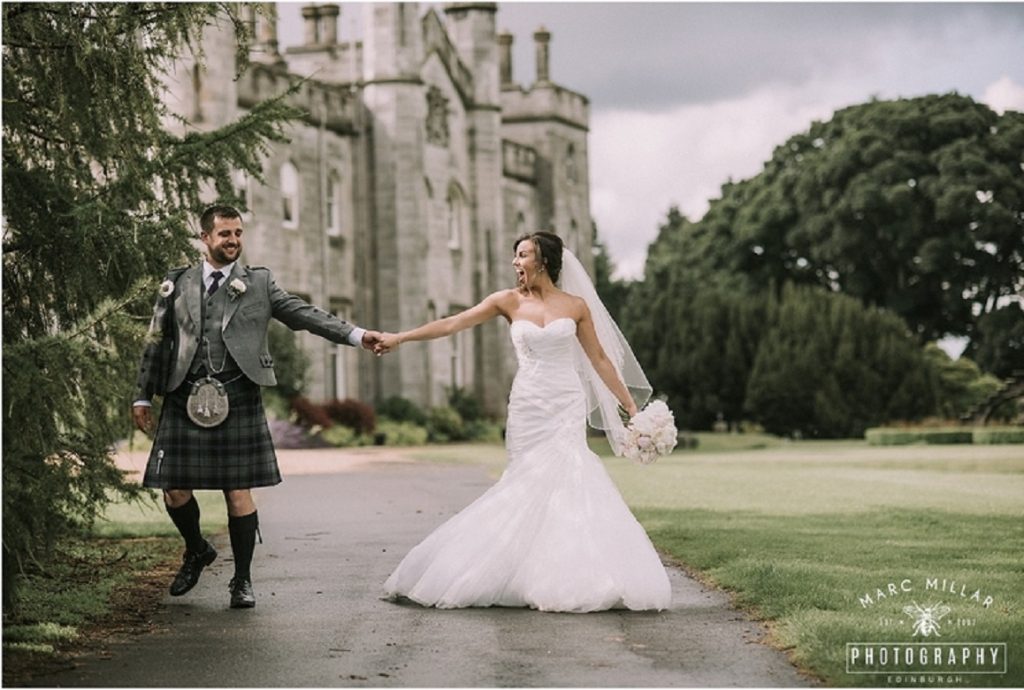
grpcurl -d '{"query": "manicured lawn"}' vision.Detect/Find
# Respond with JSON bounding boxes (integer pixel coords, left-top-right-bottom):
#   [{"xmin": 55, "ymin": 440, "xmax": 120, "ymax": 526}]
[
  {"xmin": 413, "ymin": 437, "xmax": 1024, "ymax": 687},
  {"xmin": 610, "ymin": 442, "xmax": 1023, "ymax": 687}
]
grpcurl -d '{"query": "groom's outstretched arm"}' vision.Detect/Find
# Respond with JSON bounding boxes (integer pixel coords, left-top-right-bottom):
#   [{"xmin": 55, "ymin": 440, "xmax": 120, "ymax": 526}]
[{"xmin": 262, "ymin": 268, "xmax": 375, "ymax": 348}]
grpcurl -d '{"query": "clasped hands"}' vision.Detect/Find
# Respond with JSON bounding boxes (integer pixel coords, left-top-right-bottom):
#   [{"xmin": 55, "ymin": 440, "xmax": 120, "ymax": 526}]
[{"xmin": 360, "ymin": 331, "xmax": 402, "ymax": 356}]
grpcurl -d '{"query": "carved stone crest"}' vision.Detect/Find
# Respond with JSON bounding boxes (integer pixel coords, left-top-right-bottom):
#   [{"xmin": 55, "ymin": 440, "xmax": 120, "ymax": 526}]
[{"xmin": 426, "ymin": 86, "xmax": 449, "ymax": 147}]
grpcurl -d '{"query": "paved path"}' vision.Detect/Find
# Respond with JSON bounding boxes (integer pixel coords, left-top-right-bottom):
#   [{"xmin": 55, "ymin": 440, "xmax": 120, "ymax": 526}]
[{"xmin": 41, "ymin": 452, "xmax": 812, "ymax": 687}]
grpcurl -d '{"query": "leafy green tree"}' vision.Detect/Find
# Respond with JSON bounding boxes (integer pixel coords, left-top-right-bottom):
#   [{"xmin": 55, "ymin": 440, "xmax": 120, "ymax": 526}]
[
  {"xmin": 266, "ymin": 321, "xmax": 310, "ymax": 401},
  {"xmin": 623, "ymin": 209, "xmax": 768, "ymax": 429},
  {"xmin": 923, "ymin": 344, "xmax": 1003, "ymax": 419},
  {"xmin": 2, "ymin": 3, "xmax": 299, "ymax": 606},
  {"xmin": 667, "ymin": 94, "xmax": 1024, "ymax": 342},
  {"xmin": 969, "ymin": 303, "xmax": 1024, "ymax": 379},
  {"xmin": 745, "ymin": 285, "xmax": 937, "ymax": 437},
  {"xmin": 591, "ymin": 222, "xmax": 631, "ymax": 324}
]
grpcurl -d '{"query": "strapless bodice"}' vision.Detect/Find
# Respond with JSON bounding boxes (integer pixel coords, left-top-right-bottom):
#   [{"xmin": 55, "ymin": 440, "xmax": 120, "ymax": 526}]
[{"xmin": 509, "ymin": 317, "xmax": 578, "ymax": 368}]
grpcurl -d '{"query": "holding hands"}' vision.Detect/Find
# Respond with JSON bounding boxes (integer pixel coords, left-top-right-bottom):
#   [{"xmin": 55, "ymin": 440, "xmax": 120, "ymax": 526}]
[
  {"xmin": 373, "ymin": 332, "xmax": 402, "ymax": 356},
  {"xmin": 361, "ymin": 330, "xmax": 383, "ymax": 350}
]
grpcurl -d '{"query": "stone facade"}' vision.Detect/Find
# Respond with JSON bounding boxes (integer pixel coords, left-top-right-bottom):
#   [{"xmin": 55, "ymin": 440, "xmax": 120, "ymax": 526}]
[{"xmin": 162, "ymin": 3, "xmax": 592, "ymax": 415}]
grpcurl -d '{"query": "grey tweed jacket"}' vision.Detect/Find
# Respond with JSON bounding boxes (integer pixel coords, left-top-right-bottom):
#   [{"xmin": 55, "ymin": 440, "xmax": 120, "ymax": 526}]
[{"xmin": 135, "ymin": 263, "xmax": 356, "ymax": 399}]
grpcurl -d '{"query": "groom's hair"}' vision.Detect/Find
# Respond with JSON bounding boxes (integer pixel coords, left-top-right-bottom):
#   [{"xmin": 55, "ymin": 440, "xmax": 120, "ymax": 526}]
[
  {"xmin": 513, "ymin": 231, "xmax": 563, "ymax": 282},
  {"xmin": 199, "ymin": 204, "xmax": 242, "ymax": 235}
]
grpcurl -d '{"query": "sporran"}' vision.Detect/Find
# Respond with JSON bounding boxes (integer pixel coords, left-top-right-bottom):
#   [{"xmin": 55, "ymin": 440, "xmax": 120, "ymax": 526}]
[{"xmin": 186, "ymin": 377, "xmax": 229, "ymax": 427}]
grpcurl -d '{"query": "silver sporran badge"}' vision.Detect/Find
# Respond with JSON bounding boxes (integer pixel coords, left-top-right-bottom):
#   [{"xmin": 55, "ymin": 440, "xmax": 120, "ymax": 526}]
[{"xmin": 186, "ymin": 377, "xmax": 229, "ymax": 427}]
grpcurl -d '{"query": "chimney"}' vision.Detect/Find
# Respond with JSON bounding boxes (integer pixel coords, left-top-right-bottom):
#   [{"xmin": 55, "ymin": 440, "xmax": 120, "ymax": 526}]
[
  {"xmin": 255, "ymin": 3, "xmax": 283, "ymax": 63},
  {"xmin": 498, "ymin": 31, "xmax": 513, "ymax": 85},
  {"xmin": 302, "ymin": 4, "xmax": 320, "ymax": 46},
  {"xmin": 320, "ymin": 4, "xmax": 339, "ymax": 46},
  {"xmin": 533, "ymin": 26, "xmax": 550, "ymax": 84}
]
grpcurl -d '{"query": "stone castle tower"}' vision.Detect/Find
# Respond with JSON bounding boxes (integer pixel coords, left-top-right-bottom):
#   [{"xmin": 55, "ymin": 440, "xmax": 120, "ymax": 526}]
[{"xmin": 162, "ymin": 2, "xmax": 593, "ymax": 416}]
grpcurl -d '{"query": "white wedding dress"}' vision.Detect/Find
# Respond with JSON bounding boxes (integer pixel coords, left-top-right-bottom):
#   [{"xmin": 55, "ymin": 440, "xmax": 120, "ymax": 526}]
[{"xmin": 383, "ymin": 317, "xmax": 672, "ymax": 612}]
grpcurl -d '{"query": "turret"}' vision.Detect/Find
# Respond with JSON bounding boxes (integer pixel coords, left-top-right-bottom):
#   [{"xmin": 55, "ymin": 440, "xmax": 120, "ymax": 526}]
[
  {"xmin": 363, "ymin": 2, "xmax": 422, "ymax": 82},
  {"xmin": 249, "ymin": 3, "xmax": 284, "ymax": 66},
  {"xmin": 285, "ymin": 3, "xmax": 359, "ymax": 84},
  {"xmin": 443, "ymin": 3, "xmax": 499, "ymax": 106}
]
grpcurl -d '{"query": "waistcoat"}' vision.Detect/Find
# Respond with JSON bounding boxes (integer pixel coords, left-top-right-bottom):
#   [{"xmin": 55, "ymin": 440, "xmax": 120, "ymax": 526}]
[{"xmin": 189, "ymin": 280, "xmax": 241, "ymax": 376}]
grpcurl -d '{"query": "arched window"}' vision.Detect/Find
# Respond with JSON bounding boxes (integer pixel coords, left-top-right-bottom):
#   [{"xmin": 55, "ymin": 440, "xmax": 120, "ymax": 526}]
[
  {"xmin": 192, "ymin": 64, "xmax": 203, "ymax": 122},
  {"xmin": 566, "ymin": 143, "xmax": 578, "ymax": 184},
  {"xmin": 326, "ymin": 172, "xmax": 342, "ymax": 236},
  {"xmin": 329, "ymin": 305, "xmax": 350, "ymax": 399},
  {"xmin": 447, "ymin": 184, "xmax": 465, "ymax": 250},
  {"xmin": 569, "ymin": 219, "xmax": 579, "ymax": 254},
  {"xmin": 234, "ymin": 170, "xmax": 250, "ymax": 211},
  {"xmin": 450, "ymin": 319, "xmax": 469, "ymax": 388},
  {"xmin": 515, "ymin": 211, "xmax": 526, "ymax": 239},
  {"xmin": 280, "ymin": 161, "xmax": 299, "ymax": 228}
]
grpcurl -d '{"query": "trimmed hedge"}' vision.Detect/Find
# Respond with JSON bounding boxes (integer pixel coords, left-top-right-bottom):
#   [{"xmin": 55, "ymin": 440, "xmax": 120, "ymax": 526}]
[
  {"xmin": 376, "ymin": 420, "xmax": 430, "ymax": 446},
  {"xmin": 972, "ymin": 427, "xmax": 1024, "ymax": 444},
  {"xmin": 866, "ymin": 427, "xmax": 1024, "ymax": 446}
]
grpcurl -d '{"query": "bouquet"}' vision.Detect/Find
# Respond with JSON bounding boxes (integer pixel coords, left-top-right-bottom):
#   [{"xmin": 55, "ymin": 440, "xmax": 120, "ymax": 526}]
[{"xmin": 621, "ymin": 400, "xmax": 677, "ymax": 464}]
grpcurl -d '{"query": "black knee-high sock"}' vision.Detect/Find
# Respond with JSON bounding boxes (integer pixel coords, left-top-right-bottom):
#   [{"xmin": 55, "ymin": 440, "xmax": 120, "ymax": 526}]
[
  {"xmin": 166, "ymin": 496, "xmax": 205, "ymax": 553},
  {"xmin": 228, "ymin": 511, "xmax": 259, "ymax": 581}
]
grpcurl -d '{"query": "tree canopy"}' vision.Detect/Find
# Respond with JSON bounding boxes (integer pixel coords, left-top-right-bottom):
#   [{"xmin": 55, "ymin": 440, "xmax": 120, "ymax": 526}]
[
  {"xmin": 661, "ymin": 94, "xmax": 1024, "ymax": 343},
  {"xmin": 618, "ymin": 94, "xmax": 1022, "ymax": 434}
]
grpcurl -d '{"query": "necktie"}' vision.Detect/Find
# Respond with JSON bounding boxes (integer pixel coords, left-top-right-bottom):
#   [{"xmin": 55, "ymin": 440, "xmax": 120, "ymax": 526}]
[{"xmin": 208, "ymin": 270, "xmax": 223, "ymax": 295}]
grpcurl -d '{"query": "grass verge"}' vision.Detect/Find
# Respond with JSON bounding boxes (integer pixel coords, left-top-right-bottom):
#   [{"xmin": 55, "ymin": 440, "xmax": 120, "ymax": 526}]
[
  {"xmin": 605, "ymin": 442, "xmax": 1024, "ymax": 687},
  {"xmin": 2, "ymin": 535, "xmax": 180, "ymax": 685},
  {"xmin": 2, "ymin": 489, "xmax": 231, "ymax": 685}
]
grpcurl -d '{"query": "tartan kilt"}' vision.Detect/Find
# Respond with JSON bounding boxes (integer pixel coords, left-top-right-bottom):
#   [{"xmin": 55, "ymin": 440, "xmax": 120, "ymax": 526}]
[{"xmin": 143, "ymin": 374, "xmax": 281, "ymax": 490}]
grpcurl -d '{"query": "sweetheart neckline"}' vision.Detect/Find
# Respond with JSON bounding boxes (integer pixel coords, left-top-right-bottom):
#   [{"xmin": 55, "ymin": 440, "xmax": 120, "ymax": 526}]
[{"xmin": 510, "ymin": 317, "xmax": 576, "ymax": 330}]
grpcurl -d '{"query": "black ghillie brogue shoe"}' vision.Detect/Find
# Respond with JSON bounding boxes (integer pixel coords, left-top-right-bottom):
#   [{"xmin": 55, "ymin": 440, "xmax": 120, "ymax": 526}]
[
  {"xmin": 229, "ymin": 576, "xmax": 256, "ymax": 609},
  {"xmin": 169, "ymin": 541, "xmax": 217, "ymax": 596}
]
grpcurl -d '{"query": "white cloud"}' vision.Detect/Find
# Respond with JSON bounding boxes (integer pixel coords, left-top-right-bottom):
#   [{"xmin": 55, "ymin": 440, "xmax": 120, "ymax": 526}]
[
  {"xmin": 591, "ymin": 80, "xmax": 860, "ymax": 280},
  {"xmin": 983, "ymin": 76, "xmax": 1024, "ymax": 114}
]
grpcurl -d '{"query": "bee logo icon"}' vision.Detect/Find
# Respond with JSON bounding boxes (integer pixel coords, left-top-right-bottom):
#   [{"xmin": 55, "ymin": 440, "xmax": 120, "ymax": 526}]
[{"xmin": 903, "ymin": 601, "xmax": 952, "ymax": 637}]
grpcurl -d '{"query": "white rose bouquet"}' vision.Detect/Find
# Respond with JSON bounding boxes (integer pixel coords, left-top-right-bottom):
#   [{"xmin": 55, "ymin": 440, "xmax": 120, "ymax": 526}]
[{"xmin": 621, "ymin": 399, "xmax": 677, "ymax": 465}]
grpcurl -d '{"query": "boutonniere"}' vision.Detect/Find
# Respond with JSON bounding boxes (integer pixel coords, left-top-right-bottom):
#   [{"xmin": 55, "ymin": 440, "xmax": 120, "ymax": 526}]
[
  {"xmin": 228, "ymin": 278, "xmax": 247, "ymax": 301},
  {"xmin": 159, "ymin": 280, "xmax": 175, "ymax": 298}
]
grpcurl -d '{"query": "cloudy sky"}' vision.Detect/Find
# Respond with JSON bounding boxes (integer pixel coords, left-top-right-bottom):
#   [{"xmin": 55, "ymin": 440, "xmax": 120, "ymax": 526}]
[{"xmin": 278, "ymin": 2, "xmax": 1024, "ymax": 279}]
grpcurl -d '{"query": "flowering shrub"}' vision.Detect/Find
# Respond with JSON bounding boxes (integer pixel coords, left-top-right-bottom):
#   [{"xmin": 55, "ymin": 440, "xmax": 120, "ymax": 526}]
[
  {"xmin": 325, "ymin": 398, "xmax": 376, "ymax": 435},
  {"xmin": 290, "ymin": 396, "xmax": 333, "ymax": 429}
]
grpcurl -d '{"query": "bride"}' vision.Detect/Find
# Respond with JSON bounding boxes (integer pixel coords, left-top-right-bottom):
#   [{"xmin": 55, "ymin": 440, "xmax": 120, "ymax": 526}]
[{"xmin": 374, "ymin": 232, "xmax": 672, "ymax": 612}]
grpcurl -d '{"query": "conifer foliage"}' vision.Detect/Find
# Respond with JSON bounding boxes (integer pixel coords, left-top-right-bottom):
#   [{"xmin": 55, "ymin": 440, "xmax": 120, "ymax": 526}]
[{"xmin": 2, "ymin": 3, "xmax": 299, "ymax": 605}]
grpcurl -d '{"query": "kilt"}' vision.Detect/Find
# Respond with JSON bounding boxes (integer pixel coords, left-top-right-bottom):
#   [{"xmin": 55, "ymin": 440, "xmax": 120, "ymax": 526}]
[{"xmin": 142, "ymin": 374, "xmax": 281, "ymax": 490}]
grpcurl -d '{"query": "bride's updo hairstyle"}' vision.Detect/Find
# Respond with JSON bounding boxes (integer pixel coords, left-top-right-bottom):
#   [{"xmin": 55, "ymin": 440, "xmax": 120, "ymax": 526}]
[{"xmin": 514, "ymin": 231, "xmax": 564, "ymax": 283}]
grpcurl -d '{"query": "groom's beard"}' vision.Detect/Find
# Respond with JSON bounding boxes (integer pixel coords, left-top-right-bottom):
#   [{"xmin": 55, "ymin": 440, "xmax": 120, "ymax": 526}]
[{"xmin": 212, "ymin": 244, "xmax": 240, "ymax": 265}]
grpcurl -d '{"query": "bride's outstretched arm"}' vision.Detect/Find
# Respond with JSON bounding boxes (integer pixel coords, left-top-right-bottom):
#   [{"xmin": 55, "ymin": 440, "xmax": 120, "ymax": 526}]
[
  {"xmin": 376, "ymin": 291, "xmax": 511, "ymax": 353},
  {"xmin": 576, "ymin": 303, "xmax": 639, "ymax": 418}
]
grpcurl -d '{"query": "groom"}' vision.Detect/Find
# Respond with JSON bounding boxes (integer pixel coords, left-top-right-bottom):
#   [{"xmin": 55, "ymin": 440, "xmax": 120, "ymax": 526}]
[{"xmin": 133, "ymin": 204, "xmax": 381, "ymax": 608}]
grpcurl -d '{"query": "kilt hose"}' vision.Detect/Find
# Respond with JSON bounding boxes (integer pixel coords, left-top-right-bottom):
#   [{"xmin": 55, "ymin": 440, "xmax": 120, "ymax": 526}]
[{"xmin": 143, "ymin": 374, "xmax": 281, "ymax": 490}]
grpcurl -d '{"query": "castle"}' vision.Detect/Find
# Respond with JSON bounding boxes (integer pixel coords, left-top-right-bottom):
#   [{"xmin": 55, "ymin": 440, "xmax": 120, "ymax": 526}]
[{"xmin": 164, "ymin": 3, "xmax": 593, "ymax": 415}]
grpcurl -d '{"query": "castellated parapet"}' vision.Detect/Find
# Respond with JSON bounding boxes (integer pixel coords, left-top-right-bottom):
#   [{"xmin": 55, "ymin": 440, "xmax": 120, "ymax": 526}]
[
  {"xmin": 167, "ymin": 3, "xmax": 593, "ymax": 414},
  {"xmin": 238, "ymin": 63, "xmax": 358, "ymax": 134},
  {"xmin": 501, "ymin": 83, "xmax": 589, "ymax": 132}
]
